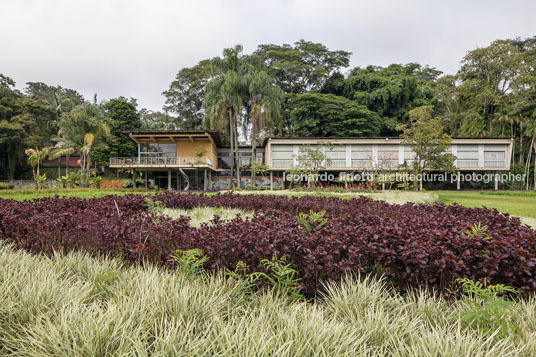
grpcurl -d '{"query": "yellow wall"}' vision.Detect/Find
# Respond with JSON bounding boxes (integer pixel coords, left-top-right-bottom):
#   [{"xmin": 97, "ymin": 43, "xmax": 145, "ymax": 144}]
[{"xmin": 176, "ymin": 139, "xmax": 218, "ymax": 168}]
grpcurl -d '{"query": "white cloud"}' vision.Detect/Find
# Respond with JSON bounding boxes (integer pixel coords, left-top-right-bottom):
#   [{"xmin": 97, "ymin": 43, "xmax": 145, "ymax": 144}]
[{"xmin": 1, "ymin": 0, "xmax": 535, "ymax": 111}]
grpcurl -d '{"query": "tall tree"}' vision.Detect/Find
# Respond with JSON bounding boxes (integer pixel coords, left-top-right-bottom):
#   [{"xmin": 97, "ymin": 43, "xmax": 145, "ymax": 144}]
[
  {"xmin": 456, "ymin": 40, "xmax": 520, "ymax": 136},
  {"xmin": 244, "ymin": 70, "xmax": 284, "ymax": 184},
  {"xmin": 0, "ymin": 75, "xmax": 55, "ymax": 180},
  {"xmin": 287, "ymin": 93, "xmax": 381, "ymax": 137},
  {"xmin": 254, "ymin": 40, "xmax": 351, "ymax": 94},
  {"xmin": 162, "ymin": 60, "xmax": 212, "ymax": 130},
  {"xmin": 340, "ymin": 63, "xmax": 441, "ymax": 135},
  {"xmin": 203, "ymin": 45, "xmax": 247, "ymax": 187},
  {"xmin": 56, "ymin": 102, "xmax": 110, "ymax": 186},
  {"xmin": 397, "ymin": 106, "xmax": 455, "ymax": 190},
  {"xmin": 91, "ymin": 97, "xmax": 142, "ymax": 165}
]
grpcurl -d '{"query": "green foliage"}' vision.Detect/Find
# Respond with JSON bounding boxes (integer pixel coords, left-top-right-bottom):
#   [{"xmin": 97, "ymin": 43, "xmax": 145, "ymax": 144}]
[
  {"xmin": 64, "ymin": 172, "xmax": 82, "ymax": 188},
  {"xmin": 456, "ymin": 278, "xmax": 519, "ymax": 338},
  {"xmin": 225, "ymin": 260, "xmax": 259, "ymax": 293},
  {"xmin": 340, "ymin": 63, "xmax": 440, "ymax": 134},
  {"xmin": 89, "ymin": 176, "xmax": 103, "ymax": 189},
  {"xmin": 227, "ymin": 255, "xmax": 302, "ymax": 300},
  {"xmin": 144, "ymin": 197, "xmax": 166, "ymax": 214},
  {"xmin": 397, "ymin": 106, "xmax": 456, "ymax": 189},
  {"xmin": 91, "ymin": 97, "xmax": 141, "ymax": 165},
  {"xmin": 162, "ymin": 59, "xmax": 212, "ymax": 130},
  {"xmin": 464, "ymin": 222, "xmax": 492, "ymax": 241},
  {"xmin": 0, "ymin": 182, "xmax": 14, "ymax": 190},
  {"xmin": 287, "ymin": 93, "xmax": 381, "ymax": 137},
  {"xmin": 56, "ymin": 102, "xmax": 110, "ymax": 186},
  {"xmin": 255, "ymin": 40, "xmax": 351, "ymax": 94},
  {"xmin": 291, "ymin": 143, "xmax": 333, "ymax": 182},
  {"xmin": 35, "ymin": 174, "xmax": 47, "ymax": 190},
  {"xmin": 171, "ymin": 249, "xmax": 209, "ymax": 281},
  {"xmin": 257, "ymin": 255, "xmax": 302, "ymax": 300},
  {"xmin": 296, "ymin": 210, "xmax": 328, "ymax": 234}
]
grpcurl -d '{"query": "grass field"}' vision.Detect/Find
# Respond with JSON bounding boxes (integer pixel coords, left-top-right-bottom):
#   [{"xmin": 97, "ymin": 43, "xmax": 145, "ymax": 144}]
[
  {"xmin": 0, "ymin": 242, "xmax": 534, "ymax": 356},
  {"xmin": 436, "ymin": 191, "xmax": 536, "ymax": 218},
  {"xmin": 0, "ymin": 187, "xmax": 153, "ymax": 201}
]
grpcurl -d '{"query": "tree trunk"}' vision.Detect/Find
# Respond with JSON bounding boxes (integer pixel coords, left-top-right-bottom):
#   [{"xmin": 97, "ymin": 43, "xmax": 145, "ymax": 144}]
[
  {"xmin": 228, "ymin": 109, "xmax": 234, "ymax": 189},
  {"xmin": 65, "ymin": 154, "xmax": 70, "ymax": 175},
  {"xmin": 234, "ymin": 114, "xmax": 240, "ymax": 189},
  {"xmin": 251, "ymin": 115, "xmax": 257, "ymax": 189}
]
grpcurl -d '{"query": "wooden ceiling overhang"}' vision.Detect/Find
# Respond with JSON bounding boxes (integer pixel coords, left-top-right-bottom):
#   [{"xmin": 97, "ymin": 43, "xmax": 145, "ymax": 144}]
[{"xmin": 129, "ymin": 133, "xmax": 212, "ymax": 145}]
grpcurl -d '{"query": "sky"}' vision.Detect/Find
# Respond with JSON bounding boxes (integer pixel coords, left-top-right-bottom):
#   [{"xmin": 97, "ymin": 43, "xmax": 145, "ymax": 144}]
[{"xmin": 1, "ymin": 0, "xmax": 535, "ymax": 112}]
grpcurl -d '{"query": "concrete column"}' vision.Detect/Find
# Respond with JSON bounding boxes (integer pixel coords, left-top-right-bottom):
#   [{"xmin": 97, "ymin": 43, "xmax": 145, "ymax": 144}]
[
  {"xmin": 270, "ymin": 171, "xmax": 273, "ymax": 190},
  {"xmin": 132, "ymin": 170, "xmax": 136, "ymax": 188},
  {"xmin": 494, "ymin": 172, "xmax": 499, "ymax": 191},
  {"xmin": 167, "ymin": 170, "xmax": 172, "ymax": 190},
  {"xmin": 457, "ymin": 173, "xmax": 461, "ymax": 191},
  {"xmin": 203, "ymin": 169, "xmax": 208, "ymax": 191}
]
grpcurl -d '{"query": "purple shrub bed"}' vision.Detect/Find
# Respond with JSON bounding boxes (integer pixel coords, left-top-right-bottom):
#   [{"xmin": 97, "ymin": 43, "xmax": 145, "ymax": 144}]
[{"xmin": 1, "ymin": 192, "xmax": 535, "ymax": 295}]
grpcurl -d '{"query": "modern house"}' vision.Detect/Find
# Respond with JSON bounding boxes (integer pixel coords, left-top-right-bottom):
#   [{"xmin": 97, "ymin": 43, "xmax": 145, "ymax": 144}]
[{"xmin": 109, "ymin": 130, "xmax": 514, "ymax": 190}]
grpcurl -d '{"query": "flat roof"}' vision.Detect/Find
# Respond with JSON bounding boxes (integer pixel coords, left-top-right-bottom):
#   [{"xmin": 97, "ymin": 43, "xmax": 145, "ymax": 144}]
[{"xmin": 121, "ymin": 130, "xmax": 223, "ymax": 147}]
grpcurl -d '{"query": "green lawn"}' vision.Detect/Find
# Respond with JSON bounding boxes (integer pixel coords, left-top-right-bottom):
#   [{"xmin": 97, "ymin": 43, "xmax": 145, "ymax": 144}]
[
  {"xmin": 0, "ymin": 187, "xmax": 152, "ymax": 201},
  {"xmin": 436, "ymin": 191, "xmax": 536, "ymax": 218}
]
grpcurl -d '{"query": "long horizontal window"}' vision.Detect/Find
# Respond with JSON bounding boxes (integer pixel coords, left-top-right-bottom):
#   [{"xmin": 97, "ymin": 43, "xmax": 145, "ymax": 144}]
[{"xmin": 140, "ymin": 143, "xmax": 176, "ymax": 157}]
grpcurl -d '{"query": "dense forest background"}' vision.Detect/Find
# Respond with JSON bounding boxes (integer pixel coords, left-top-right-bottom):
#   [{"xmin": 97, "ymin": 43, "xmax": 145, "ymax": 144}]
[{"xmin": 1, "ymin": 37, "xmax": 535, "ymax": 182}]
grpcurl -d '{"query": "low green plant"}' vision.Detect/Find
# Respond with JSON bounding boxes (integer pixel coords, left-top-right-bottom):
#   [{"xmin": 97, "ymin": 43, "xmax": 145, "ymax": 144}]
[
  {"xmin": 456, "ymin": 278, "xmax": 519, "ymax": 338},
  {"xmin": 35, "ymin": 174, "xmax": 47, "ymax": 190},
  {"xmin": 464, "ymin": 222, "xmax": 492, "ymax": 241},
  {"xmin": 171, "ymin": 248, "xmax": 208, "ymax": 281},
  {"xmin": 258, "ymin": 255, "xmax": 302, "ymax": 300},
  {"xmin": 296, "ymin": 210, "xmax": 328, "ymax": 234},
  {"xmin": 65, "ymin": 172, "xmax": 82, "ymax": 188},
  {"xmin": 226, "ymin": 255, "xmax": 302, "ymax": 300},
  {"xmin": 57, "ymin": 175, "xmax": 68, "ymax": 188},
  {"xmin": 225, "ymin": 260, "xmax": 259, "ymax": 293},
  {"xmin": 144, "ymin": 197, "xmax": 166, "ymax": 215},
  {"xmin": 0, "ymin": 182, "xmax": 14, "ymax": 190},
  {"xmin": 89, "ymin": 176, "xmax": 104, "ymax": 189}
]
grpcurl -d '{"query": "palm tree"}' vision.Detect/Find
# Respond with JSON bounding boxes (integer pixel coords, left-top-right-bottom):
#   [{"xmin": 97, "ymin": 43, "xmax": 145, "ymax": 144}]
[
  {"xmin": 244, "ymin": 71, "xmax": 283, "ymax": 186},
  {"xmin": 203, "ymin": 45, "xmax": 246, "ymax": 188},
  {"xmin": 57, "ymin": 102, "xmax": 110, "ymax": 187},
  {"xmin": 25, "ymin": 147, "xmax": 52, "ymax": 186}
]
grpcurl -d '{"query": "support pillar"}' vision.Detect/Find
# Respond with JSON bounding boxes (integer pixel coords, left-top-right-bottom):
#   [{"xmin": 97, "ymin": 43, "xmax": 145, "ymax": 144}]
[
  {"xmin": 132, "ymin": 170, "xmax": 136, "ymax": 188},
  {"xmin": 203, "ymin": 169, "xmax": 208, "ymax": 191},
  {"xmin": 494, "ymin": 172, "xmax": 499, "ymax": 191},
  {"xmin": 457, "ymin": 173, "xmax": 461, "ymax": 191},
  {"xmin": 176, "ymin": 171, "xmax": 180, "ymax": 190},
  {"xmin": 270, "ymin": 171, "xmax": 273, "ymax": 190},
  {"xmin": 167, "ymin": 170, "xmax": 172, "ymax": 191}
]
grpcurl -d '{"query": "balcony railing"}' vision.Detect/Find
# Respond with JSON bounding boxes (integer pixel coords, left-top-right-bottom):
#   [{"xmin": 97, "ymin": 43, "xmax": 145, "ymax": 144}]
[{"xmin": 110, "ymin": 156, "xmax": 213, "ymax": 168}]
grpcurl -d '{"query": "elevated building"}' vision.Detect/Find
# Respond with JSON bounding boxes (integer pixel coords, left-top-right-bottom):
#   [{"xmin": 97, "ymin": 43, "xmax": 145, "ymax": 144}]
[{"xmin": 109, "ymin": 130, "xmax": 513, "ymax": 190}]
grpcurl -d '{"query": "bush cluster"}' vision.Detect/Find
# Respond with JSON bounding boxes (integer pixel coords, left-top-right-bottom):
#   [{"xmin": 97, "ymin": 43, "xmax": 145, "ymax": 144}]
[
  {"xmin": 0, "ymin": 183, "xmax": 14, "ymax": 190},
  {"xmin": 1, "ymin": 192, "xmax": 535, "ymax": 295}
]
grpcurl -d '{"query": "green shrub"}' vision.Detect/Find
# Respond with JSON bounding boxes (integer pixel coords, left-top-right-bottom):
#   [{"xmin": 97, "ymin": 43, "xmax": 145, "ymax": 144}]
[
  {"xmin": 296, "ymin": 210, "xmax": 328, "ymax": 234},
  {"xmin": 457, "ymin": 278, "xmax": 519, "ymax": 338},
  {"xmin": 171, "ymin": 249, "xmax": 208, "ymax": 281},
  {"xmin": 89, "ymin": 176, "xmax": 104, "ymax": 189},
  {"xmin": 0, "ymin": 183, "xmax": 14, "ymax": 190}
]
